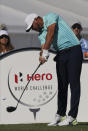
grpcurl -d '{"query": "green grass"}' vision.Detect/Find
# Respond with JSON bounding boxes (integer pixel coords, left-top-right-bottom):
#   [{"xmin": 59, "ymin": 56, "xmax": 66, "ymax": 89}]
[{"xmin": 0, "ymin": 123, "xmax": 88, "ymax": 131}]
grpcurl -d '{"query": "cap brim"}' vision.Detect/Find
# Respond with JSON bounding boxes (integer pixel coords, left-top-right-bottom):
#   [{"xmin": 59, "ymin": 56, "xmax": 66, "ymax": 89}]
[
  {"xmin": 26, "ymin": 27, "xmax": 32, "ymax": 32},
  {"xmin": 26, "ymin": 23, "xmax": 32, "ymax": 32}
]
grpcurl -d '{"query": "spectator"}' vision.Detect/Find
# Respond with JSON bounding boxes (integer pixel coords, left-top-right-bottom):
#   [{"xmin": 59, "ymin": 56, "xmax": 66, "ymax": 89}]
[
  {"xmin": 0, "ymin": 24, "xmax": 8, "ymax": 31},
  {"xmin": 0, "ymin": 30, "xmax": 14, "ymax": 54},
  {"xmin": 72, "ymin": 23, "xmax": 88, "ymax": 58}
]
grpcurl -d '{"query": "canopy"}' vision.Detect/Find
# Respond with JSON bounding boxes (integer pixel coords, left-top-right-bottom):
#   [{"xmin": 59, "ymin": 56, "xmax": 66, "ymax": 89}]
[{"xmin": 0, "ymin": 0, "xmax": 88, "ymax": 31}]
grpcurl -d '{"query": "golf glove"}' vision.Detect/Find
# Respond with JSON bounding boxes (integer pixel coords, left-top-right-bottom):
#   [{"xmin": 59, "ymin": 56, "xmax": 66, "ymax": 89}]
[{"xmin": 42, "ymin": 49, "xmax": 49, "ymax": 61}]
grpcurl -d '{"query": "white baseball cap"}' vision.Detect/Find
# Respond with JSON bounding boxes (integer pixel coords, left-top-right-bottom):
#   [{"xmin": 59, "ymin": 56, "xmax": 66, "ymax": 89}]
[
  {"xmin": 0, "ymin": 30, "xmax": 8, "ymax": 36},
  {"xmin": 25, "ymin": 13, "xmax": 38, "ymax": 32}
]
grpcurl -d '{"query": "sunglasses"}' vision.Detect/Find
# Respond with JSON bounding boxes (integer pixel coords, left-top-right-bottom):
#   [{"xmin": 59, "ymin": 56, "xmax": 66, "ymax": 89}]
[
  {"xmin": 0, "ymin": 35, "xmax": 9, "ymax": 39},
  {"xmin": 72, "ymin": 25, "xmax": 82, "ymax": 30}
]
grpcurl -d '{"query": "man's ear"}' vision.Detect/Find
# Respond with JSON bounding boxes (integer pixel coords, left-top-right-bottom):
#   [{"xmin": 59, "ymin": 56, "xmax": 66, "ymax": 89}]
[{"xmin": 35, "ymin": 18, "xmax": 38, "ymax": 21}]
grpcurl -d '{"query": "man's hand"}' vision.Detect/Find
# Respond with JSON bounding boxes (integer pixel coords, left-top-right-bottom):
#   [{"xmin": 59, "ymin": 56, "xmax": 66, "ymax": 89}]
[
  {"xmin": 39, "ymin": 49, "xmax": 49, "ymax": 64},
  {"xmin": 39, "ymin": 56, "xmax": 46, "ymax": 64}
]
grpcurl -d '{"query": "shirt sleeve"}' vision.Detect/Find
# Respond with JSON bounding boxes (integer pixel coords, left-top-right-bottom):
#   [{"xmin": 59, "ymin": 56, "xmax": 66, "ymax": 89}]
[
  {"xmin": 46, "ymin": 13, "xmax": 58, "ymax": 27},
  {"xmin": 38, "ymin": 13, "xmax": 59, "ymax": 45}
]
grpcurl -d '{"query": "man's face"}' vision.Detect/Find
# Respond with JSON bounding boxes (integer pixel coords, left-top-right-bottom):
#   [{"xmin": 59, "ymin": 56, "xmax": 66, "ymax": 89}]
[
  {"xmin": 72, "ymin": 28, "xmax": 81, "ymax": 36},
  {"xmin": 32, "ymin": 18, "xmax": 42, "ymax": 32}
]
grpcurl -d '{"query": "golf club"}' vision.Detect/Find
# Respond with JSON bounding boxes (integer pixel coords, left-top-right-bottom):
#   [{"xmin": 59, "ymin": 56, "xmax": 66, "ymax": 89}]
[{"xmin": 6, "ymin": 62, "xmax": 42, "ymax": 112}]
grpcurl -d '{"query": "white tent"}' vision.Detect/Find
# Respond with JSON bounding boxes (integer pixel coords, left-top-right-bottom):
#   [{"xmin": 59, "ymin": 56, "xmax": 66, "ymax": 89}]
[{"xmin": 0, "ymin": 0, "xmax": 88, "ymax": 33}]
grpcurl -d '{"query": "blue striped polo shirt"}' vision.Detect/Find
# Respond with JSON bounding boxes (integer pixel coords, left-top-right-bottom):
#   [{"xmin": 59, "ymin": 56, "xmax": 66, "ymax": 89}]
[{"xmin": 38, "ymin": 13, "xmax": 80, "ymax": 51}]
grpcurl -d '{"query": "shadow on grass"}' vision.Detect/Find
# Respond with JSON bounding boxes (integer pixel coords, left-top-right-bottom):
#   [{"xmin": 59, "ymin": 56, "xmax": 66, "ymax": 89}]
[{"xmin": 78, "ymin": 122, "xmax": 88, "ymax": 126}]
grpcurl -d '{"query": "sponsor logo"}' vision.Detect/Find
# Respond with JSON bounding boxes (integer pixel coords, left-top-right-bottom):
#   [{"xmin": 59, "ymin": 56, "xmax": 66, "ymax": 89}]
[
  {"xmin": 8, "ymin": 67, "xmax": 57, "ymax": 108},
  {"xmin": 15, "ymin": 73, "xmax": 52, "ymax": 83}
]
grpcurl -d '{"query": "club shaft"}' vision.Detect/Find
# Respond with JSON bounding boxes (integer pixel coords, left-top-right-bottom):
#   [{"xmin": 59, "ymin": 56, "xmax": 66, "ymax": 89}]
[{"xmin": 16, "ymin": 63, "xmax": 42, "ymax": 108}]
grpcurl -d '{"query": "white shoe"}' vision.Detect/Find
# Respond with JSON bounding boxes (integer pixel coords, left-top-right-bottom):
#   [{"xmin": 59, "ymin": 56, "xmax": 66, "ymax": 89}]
[
  {"xmin": 58, "ymin": 116, "xmax": 78, "ymax": 126},
  {"xmin": 48, "ymin": 114, "xmax": 66, "ymax": 126}
]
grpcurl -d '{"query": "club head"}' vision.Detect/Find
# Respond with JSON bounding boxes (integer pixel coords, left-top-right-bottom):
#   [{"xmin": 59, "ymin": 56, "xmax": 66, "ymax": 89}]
[{"xmin": 6, "ymin": 106, "xmax": 17, "ymax": 112}]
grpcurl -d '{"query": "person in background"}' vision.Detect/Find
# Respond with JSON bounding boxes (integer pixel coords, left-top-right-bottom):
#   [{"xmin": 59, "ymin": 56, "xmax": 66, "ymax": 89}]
[
  {"xmin": 71, "ymin": 23, "xmax": 88, "ymax": 58},
  {"xmin": 0, "ymin": 30, "xmax": 14, "ymax": 54},
  {"xmin": 0, "ymin": 24, "xmax": 8, "ymax": 31},
  {"xmin": 25, "ymin": 13, "xmax": 83, "ymax": 126}
]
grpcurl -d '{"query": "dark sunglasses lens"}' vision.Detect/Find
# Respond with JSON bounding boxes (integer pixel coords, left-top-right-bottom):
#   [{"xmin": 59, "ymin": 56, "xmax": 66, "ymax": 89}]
[
  {"xmin": 73, "ymin": 25, "xmax": 82, "ymax": 30},
  {"xmin": 0, "ymin": 35, "xmax": 8, "ymax": 39}
]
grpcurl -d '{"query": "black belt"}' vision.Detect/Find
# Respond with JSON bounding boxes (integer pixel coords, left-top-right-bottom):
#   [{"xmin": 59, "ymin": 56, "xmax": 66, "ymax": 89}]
[{"xmin": 57, "ymin": 45, "xmax": 81, "ymax": 54}]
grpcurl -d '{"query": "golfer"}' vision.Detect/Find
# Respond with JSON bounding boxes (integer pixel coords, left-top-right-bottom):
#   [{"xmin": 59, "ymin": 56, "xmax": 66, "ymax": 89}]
[{"xmin": 25, "ymin": 13, "xmax": 83, "ymax": 126}]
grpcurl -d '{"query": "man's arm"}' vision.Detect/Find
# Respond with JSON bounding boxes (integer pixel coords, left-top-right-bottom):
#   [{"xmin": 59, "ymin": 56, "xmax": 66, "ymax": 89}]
[
  {"xmin": 44, "ymin": 23, "xmax": 56, "ymax": 49},
  {"xmin": 39, "ymin": 23, "xmax": 56, "ymax": 63}
]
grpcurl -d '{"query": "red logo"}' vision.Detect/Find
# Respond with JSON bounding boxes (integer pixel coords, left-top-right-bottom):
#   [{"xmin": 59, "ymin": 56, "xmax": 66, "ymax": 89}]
[{"xmin": 15, "ymin": 73, "xmax": 52, "ymax": 84}]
